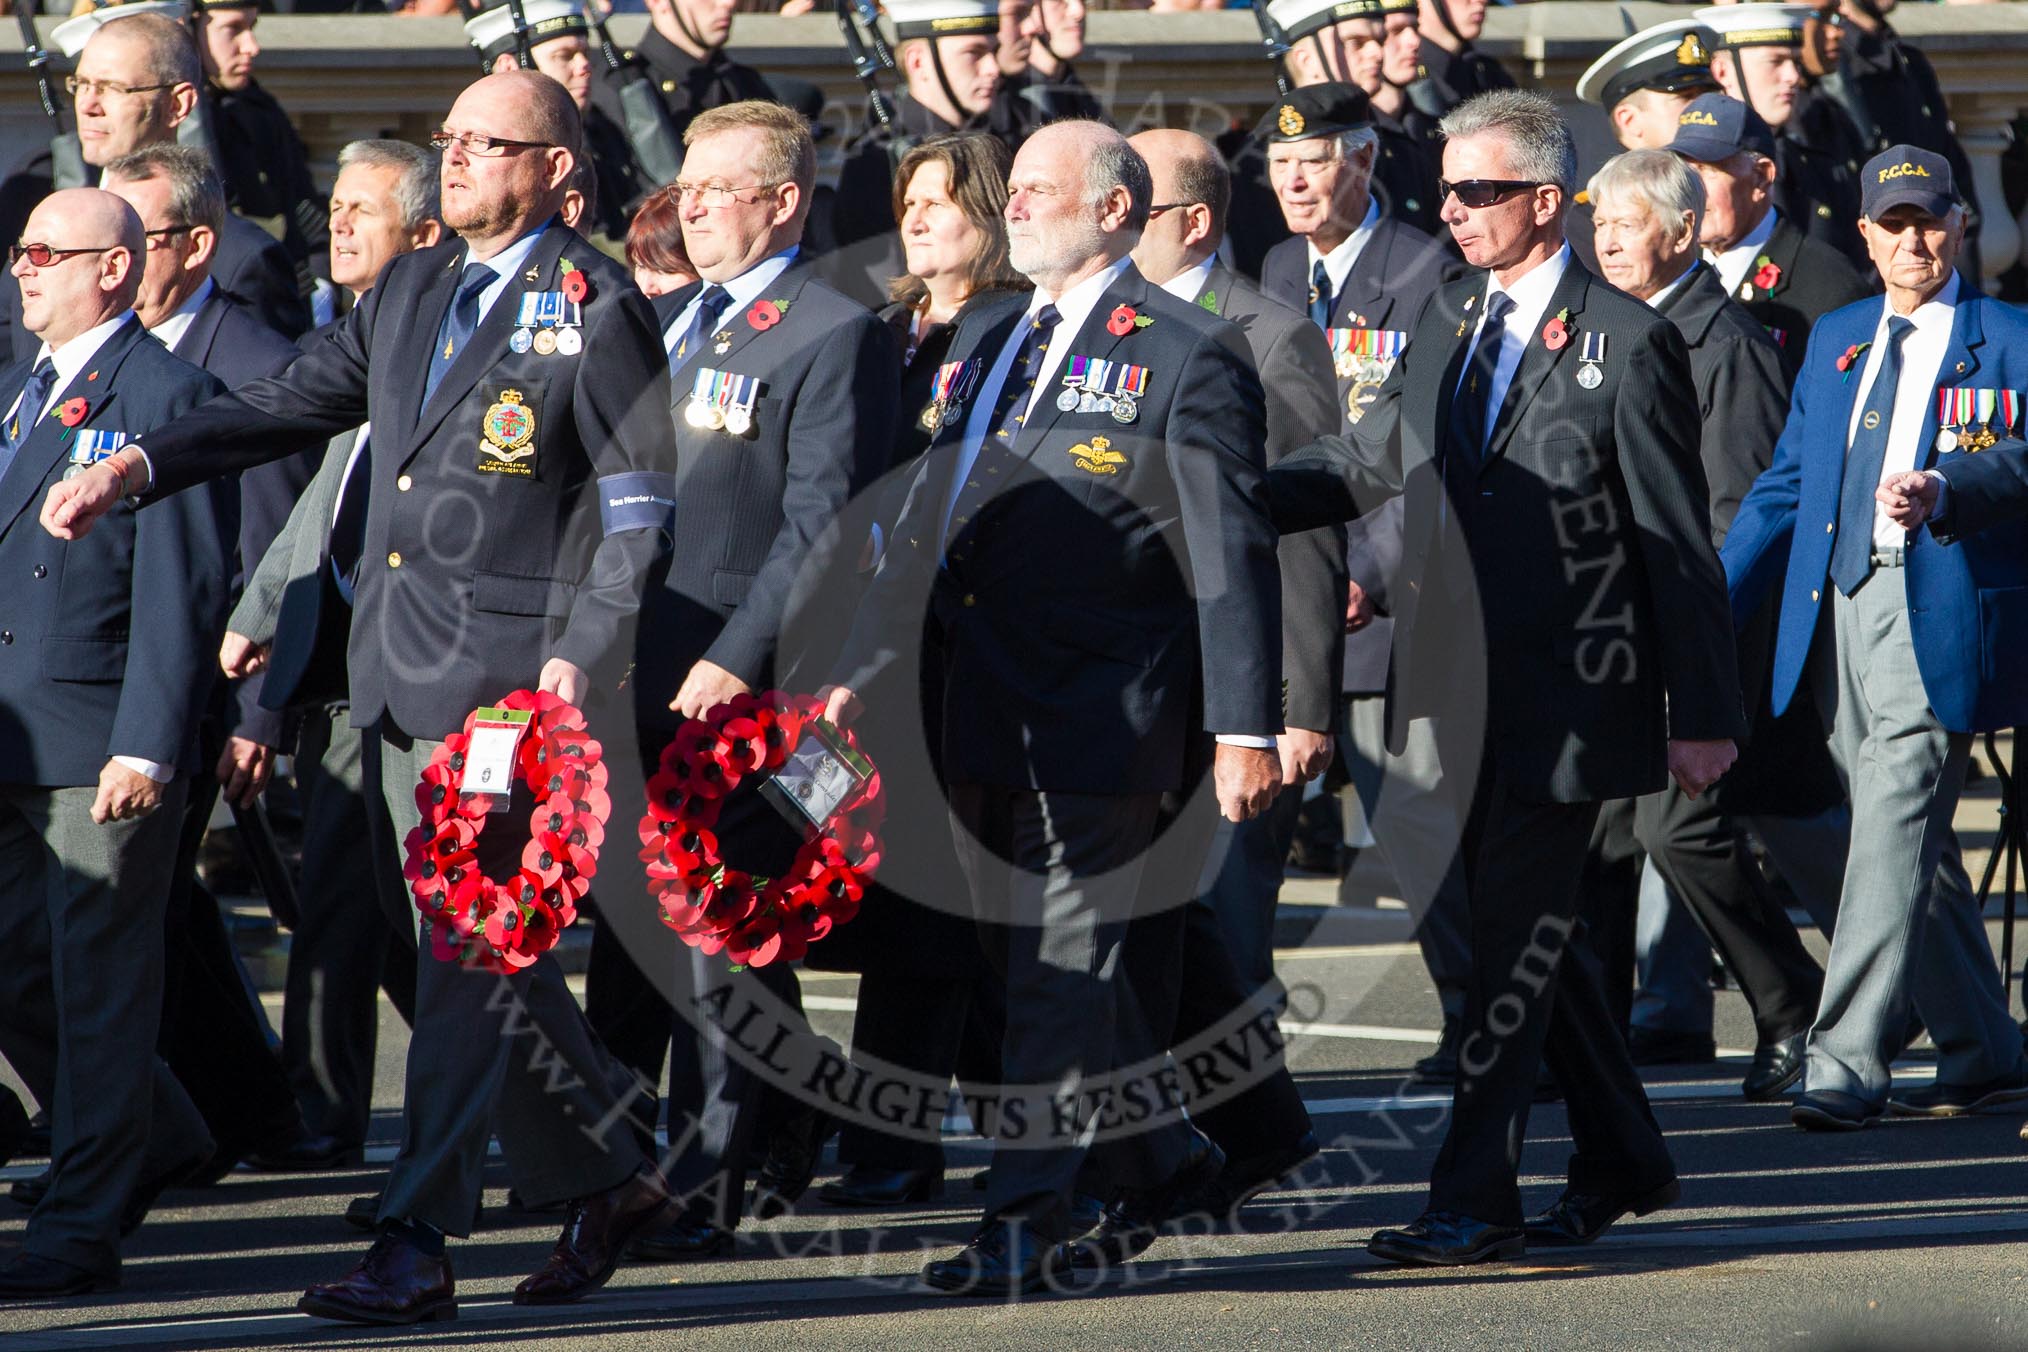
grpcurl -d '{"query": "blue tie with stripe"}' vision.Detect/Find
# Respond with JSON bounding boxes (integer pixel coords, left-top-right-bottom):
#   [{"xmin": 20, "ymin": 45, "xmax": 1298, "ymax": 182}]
[{"xmin": 1829, "ymin": 315, "xmax": 1916, "ymax": 595}]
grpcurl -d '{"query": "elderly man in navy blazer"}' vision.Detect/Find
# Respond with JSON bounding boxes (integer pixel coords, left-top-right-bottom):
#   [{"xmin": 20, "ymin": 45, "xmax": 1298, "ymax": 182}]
[
  {"xmin": 0, "ymin": 187, "xmax": 231, "ymax": 1298},
  {"xmin": 1723, "ymin": 146, "xmax": 2028, "ymax": 1132}
]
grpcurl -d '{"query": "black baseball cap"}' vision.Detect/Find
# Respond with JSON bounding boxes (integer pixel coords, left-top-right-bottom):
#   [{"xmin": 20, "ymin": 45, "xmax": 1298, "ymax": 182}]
[
  {"xmin": 1253, "ymin": 83, "xmax": 1373, "ymax": 145},
  {"xmin": 1666, "ymin": 93, "xmax": 1776, "ymax": 164},
  {"xmin": 1861, "ymin": 146, "xmax": 1959, "ymax": 220}
]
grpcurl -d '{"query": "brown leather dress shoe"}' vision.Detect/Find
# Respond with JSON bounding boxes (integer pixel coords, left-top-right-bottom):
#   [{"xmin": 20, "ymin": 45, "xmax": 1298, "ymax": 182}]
[
  {"xmin": 514, "ymin": 1171, "xmax": 674, "ymax": 1305},
  {"xmin": 298, "ymin": 1234, "xmax": 456, "ymax": 1325}
]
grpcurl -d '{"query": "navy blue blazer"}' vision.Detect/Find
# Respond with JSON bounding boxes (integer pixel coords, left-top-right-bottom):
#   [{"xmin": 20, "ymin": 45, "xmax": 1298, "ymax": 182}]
[
  {"xmin": 0, "ymin": 317, "xmax": 231, "ymax": 786},
  {"xmin": 639, "ymin": 261, "xmax": 897, "ymax": 731},
  {"xmin": 168, "ymin": 288, "xmax": 308, "ymax": 748},
  {"xmin": 1724, "ymin": 288, "xmax": 2028, "ymax": 734},
  {"xmin": 837, "ymin": 261, "xmax": 1283, "ymax": 796}
]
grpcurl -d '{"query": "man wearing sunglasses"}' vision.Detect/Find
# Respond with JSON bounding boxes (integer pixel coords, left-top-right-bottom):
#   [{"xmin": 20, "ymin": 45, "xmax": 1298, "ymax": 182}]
[
  {"xmin": 0, "ymin": 12, "xmax": 307, "ymax": 366},
  {"xmin": 1267, "ymin": 89, "xmax": 1744, "ymax": 1267},
  {"xmin": 44, "ymin": 71, "xmax": 682, "ymax": 1325},
  {"xmin": 0, "ymin": 186, "xmax": 231, "ymax": 1298}
]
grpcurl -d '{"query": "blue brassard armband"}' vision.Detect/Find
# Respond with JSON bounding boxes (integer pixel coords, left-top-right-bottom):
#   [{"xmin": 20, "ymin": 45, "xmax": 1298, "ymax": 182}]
[{"xmin": 598, "ymin": 472, "xmax": 677, "ymax": 536}]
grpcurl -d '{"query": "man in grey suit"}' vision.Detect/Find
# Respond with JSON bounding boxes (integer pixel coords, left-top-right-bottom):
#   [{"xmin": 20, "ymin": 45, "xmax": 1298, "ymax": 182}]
[
  {"xmin": 1122, "ymin": 127, "xmax": 1332, "ymax": 1219},
  {"xmin": 221, "ymin": 138, "xmax": 444, "ymax": 1164},
  {"xmin": 0, "ymin": 187, "xmax": 230, "ymax": 1297}
]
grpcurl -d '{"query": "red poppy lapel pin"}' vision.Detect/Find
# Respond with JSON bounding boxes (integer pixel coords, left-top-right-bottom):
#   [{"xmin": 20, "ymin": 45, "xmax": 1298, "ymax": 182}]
[
  {"xmin": 748, "ymin": 298, "xmax": 788, "ymax": 331},
  {"xmin": 1541, "ymin": 307, "xmax": 1572, "ymax": 352},
  {"xmin": 1106, "ymin": 304, "xmax": 1152, "ymax": 337},
  {"xmin": 1752, "ymin": 255, "xmax": 1782, "ymax": 292},
  {"xmin": 58, "ymin": 398, "xmax": 88, "ymax": 428},
  {"xmin": 1837, "ymin": 340, "xmax": 1871, "ymax": 378},
  {"xmin": 559, "ymin": 259, "xmax": 591, "ymax": 304}
]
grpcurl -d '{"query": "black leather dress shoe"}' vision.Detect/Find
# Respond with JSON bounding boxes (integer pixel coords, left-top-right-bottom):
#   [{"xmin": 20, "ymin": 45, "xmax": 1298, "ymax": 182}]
[
  {"xmin": 749, "ymin": 1109, "xmax": 833, "ymax": 1221},
  {"xmin": 1170, "ymin": 1130, "xmax": 1320, "ymax": 1225},
  {"xmin": 1742, "ymin": 1032, "xmax": 1808, "ymax": 1101},
  {"xmin": 1888, "ymin": 1064, "xmax": 2028, "ymax": 1117},
  {"xmin": 818, "ymin": 1165, "xmax": 945, "ymax": 1208},
  {"xmin": 1791, "ymin": 1089, "xmax": 1881, "ymax": 1131},
  {"xmin": 246, "ymin": 1130, "xmax": 364, "ymax": 1172},
  {"xmin": 1367, "ymin": 1210, "xmax": 1524, "ymax": 1266},
  {"xmin": 1412, "ymin": 1023, "xmax": 1460, "ymax": 1086},
  {"xmin": 298, "ymin": 1234, "xmax": 456, "ymax": 1325},
  {"xmin": 344, "ymin": 1194, "xmax": 381, "ymax": 1232},
  {"xmin": 921, "ymin": 1220, "xmax": 1068, "ymax": 1297},
  {"xmin": 1522, "ymin": 1178, "xmax": 1680, "ymax": 1247},
  {"xmin": 515, "ymin": 1170, "xmax": 673, "ymax": 1304},
  {"xmin": 0, "ymin": 1251, "xmax": 111, "ymax": 1299},
  {"xmin": 625, "ymin": 1213, "xmax": 735, "ymax": 1262},
  {"xmin": 1628, "ymin": 1027, "xmax": 1718, "ymax": 1066},
  {"xmin": 1067, "ymin": 1139, "xmax": 1226, "ymax": 1270}
]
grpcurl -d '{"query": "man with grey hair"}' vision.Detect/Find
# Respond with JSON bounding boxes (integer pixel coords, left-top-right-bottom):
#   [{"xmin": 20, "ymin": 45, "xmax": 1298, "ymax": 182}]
[
  {"xmin": 1582, "ymin": 147, "xmax": 1835, "ymax": 1108},
  {"xmin": 1268, "ymin": 88, "xmax": 1744, "ymax": 1264},
  {"xmin": 0, "ymin": 12, "xmax": 307, "ymax": 359},
  {"xmin": 220, "ymin": 136, "xmax": 444, "ymax": 1175},
  {"xmin": 824, "ymin": 117, "xmax": 1282, "ymax": 1294}
]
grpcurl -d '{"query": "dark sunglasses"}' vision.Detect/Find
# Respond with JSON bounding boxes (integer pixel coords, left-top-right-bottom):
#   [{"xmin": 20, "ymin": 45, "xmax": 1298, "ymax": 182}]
[
  {"xmin": 1439, "ymin": 179, "xmax": 1543, "ymax": 209},
  {"xmin": 7, "ymin": 243, "xmax": 115, "ymax": 267}
]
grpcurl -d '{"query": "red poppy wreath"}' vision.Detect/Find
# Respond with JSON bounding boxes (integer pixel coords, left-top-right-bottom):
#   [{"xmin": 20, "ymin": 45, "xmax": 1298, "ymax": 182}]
[
  {"xmin": 403, "ymin": 690, "xmax": 609, "ymax": 975},
  {"xmin": 638, "ymin": 690, "xmax": 883, "ymax": 969}
]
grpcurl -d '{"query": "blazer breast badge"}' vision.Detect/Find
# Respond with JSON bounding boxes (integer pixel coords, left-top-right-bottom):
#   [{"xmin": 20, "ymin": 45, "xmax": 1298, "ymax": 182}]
[{"xmin": 479, "ymin": 388, "xmax": 537, "ymax": 475}]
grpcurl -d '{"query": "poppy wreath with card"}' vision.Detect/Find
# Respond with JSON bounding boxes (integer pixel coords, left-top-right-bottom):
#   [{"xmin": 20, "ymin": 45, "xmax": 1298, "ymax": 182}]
[
  {"xmin": 403, "ymin": 689, "xmax": 609, "ymax": 976},
  {"xmin": 638, "ymin": 690, "xmax": 884, "ymax": 970}
]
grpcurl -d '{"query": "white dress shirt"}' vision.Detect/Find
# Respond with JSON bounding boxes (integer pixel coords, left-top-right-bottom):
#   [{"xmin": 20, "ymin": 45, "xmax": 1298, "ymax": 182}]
[
  {"xmin": 1708, "ymin": 209, "xmax": 1779, "ymax": 299},
  {"xmin": 1306, "ymin": 198, "xmax": 1382, "ymax": 310},
  {"xmin": 1457, "ymin": 243, "xmax": 1572, "ymax": 420},
  {"xmin": 1158, "ymin": 259, "xmax": 1217, "ymax": 306},
  {"xmin": 462, "ymin": 227, "xmax": 547, "ymax": 330},
  {"xmin": 146, "ymin": 277, "xmax": 216, "ymax": 353},
  {"xmin": 8, "ymin": 311, "xmax": 173, "ymax": 783},
  {"xmin": 662, "ymin": 247, "xmax": 800, "ymax": 362},
  {"xmin": 1644, "ymin": 260, "xmax": 1700, "ymax": 312},
  {"xmin": 1846, "ymin": 272, "xmax": 1961, "ymax": 549},
  {"xmin": 940, "ymin": 254, "xmax": 1133, "ymax": 550}
]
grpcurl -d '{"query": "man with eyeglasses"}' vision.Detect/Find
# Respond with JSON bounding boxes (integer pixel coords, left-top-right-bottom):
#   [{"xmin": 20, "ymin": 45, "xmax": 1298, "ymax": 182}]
[
  {"xmin": 0, "ymin": 12, "xmax": 308, "ymax": 363},
  {"xmin": 0, "ymin": 186, "xmax": 231, "ymax": 1298},
  {"xmin": 1266, "ymin": 89, "xmax": 1743, "ymax": 1266},
  {"xmin": 192, "ymin": 0, "xmax": 331, "ymax": 319},
  {"xmin": 1666, "ymin": 92, "xmax": 1869, "ymax": 365},
  {"xmin": 43, "ymin": 70, "xmax": 682, "ymax": 1325},
  {"xmin": 587, "ymin": 98, "xmax": 897, "ymax": 1266}
]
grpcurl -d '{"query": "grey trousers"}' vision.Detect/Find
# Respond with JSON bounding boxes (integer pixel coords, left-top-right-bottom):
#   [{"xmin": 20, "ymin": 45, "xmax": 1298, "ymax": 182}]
[
  {"xmin": 0, "ymin": 782, "xmax": 212, "ymax": 1277},
  {"xmin": 1805, "ymin": 563, "xmax": 2023, "ymax": 1102},
  {"xmin": 1340, "ymin": 699, "xmax": 1472, "ymax": 1023},
  {"xmin": 282, "ymin": 704, "xmax": 414, "ymax": 1146},
  {"xmin": 366, "ymin": 721, "xmax": 645, "ymax": 1236}
]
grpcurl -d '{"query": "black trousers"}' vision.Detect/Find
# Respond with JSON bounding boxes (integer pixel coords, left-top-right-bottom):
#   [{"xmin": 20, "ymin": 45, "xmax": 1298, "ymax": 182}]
[
  {"xmin": 1582, "ymin": 789, "xmax": 1823, "ymax": 1047},
  {"xmin": 835, "ymin": 950, "xmax": 1005, "ymax": 1172},
  {"xmin": 158, "ymin": 770, "xmax": 303, "ymax": 1157},
  {"xmin": 1426, "ymin": 737, "xmax": 1673, "ymax": 1227},
  {"xmin": 951, "ymin": 783, "xmax": 1198, "ymax": 1242}
]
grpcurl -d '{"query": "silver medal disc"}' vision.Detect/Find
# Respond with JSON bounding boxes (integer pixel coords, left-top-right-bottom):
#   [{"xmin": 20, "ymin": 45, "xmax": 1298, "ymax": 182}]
[
  {"xmin": 684, "ymin": 399, "xmax": 714, "ymax": 429},
  {"xmin": 724, "ymin": 405, "xmax": 753, "ymax": 436},
  {"xmin": 1110, "ymin": 394, "xmax": 1137, "ymax": 425},
  {"xmin": 1936, "ymin": 428, "xmax": 1959, "ymax": 454},
  {"xmin": 1577, "ymin": 362, "xmax": 1603, "ymax": 390},
  {"xmin": 556, "ymin": 328, "xmax": 583, "ymax": 356},
  {"xmin": 1057, "ymin": 388, "xmax": 1081, "ymax": 413},
  {"xmin": 510, "ymin": 328, "xmax": 533, "ymax": 354}
]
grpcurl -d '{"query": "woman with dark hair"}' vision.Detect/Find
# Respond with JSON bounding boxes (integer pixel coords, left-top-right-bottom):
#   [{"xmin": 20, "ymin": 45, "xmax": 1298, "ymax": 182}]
[
  {"xmin": 805, "ymin": 132, "xmax": 1027, "ymax": 1210},
  {"xmin": 879, "ymin": 132, "xmax": 1031, "ymax": 464},
  {"xmin": 624, "ymin": 184, "xmax": 698, "ymax": 298}
]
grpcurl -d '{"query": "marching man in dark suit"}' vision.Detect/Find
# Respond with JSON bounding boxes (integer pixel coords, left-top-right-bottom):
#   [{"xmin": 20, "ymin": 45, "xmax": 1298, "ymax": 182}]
[
  {"xmin": 823, "ymin": 118, "xmax": 1284, "ymax": 1295},
  {"xmin": 1582, "ymin": 147, "xmax": 1833, "ymax": 1101},
  {"xmin": 43, "ymin": 71, "xmax": 681, "ymax": 1324},
  {"xmin": 1667, "ymin": 93, "xmax": 1871, "ymax": 365},
  {"xmin": 1256, "ymin": 83, "xmax": 1473, "ymax": 1084},
  {"xmin": 1268, "ymin": 89, "xmax": 1745, "ymax": 1266},
  {"xmin": 0, "ymin": 187, "xmax": 231, "ymax": 1297},
  {"xmin": 1722, "ymin": 147, "xmax": 2028, "ymax": 1132},
  {"xmin": 592, "ymin": 99, "xmax": 897, "ymax": 1263},
  {"xmin": 1124, "ymin": 126, "xmax": 1332, "ymax": 1220}
]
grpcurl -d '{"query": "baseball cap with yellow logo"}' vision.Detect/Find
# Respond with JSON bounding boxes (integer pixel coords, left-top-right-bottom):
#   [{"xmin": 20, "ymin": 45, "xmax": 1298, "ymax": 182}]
[{"xmin": 1861, "ymin": 146, "xmax": 1958, "ymax": 221}]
